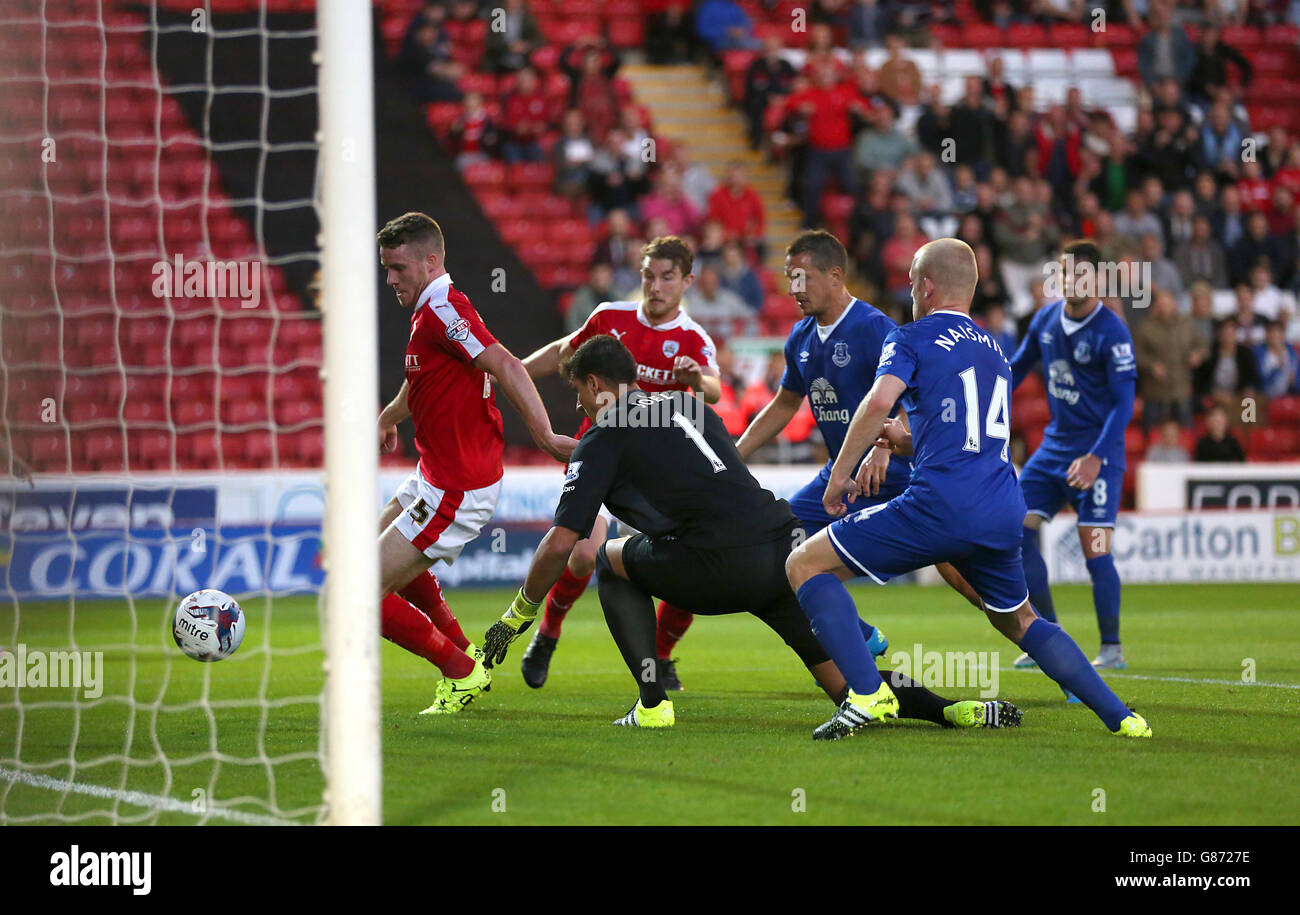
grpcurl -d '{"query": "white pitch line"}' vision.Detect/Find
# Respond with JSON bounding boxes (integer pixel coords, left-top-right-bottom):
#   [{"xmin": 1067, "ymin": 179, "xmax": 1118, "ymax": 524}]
[
  {"xmin": 0, "ymin": 766, "xmax": 300, "ymax": 826},
  {"xmin": 999, "ymin": 668, "xmax": 1300, "ymax": 690}
]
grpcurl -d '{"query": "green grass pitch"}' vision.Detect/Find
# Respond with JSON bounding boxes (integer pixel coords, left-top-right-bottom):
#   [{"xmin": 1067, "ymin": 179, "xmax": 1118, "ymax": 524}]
[{"xmin": 2, "ymin": 583, "xmax": 1297, "ymax": 825}]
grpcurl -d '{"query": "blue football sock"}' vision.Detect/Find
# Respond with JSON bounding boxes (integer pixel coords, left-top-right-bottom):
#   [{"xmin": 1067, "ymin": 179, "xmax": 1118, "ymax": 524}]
[
  {"xmin": 1020, "ymin": 618, "xmax": 1130, "ymax": 730},
  {"xmin": 1086, "ymin": 553, "xmax": 1121, "ymax": 645},
  {"xmin": 1021, "ymin": 526, "xmax": 1057, "ymax": 622},
  {"xmin": 858, "ymin": 618, "xmax": 876, "ymax": 643},
  {"xmin": 795, "ymin": 573, "xmax": 883, "ymax": 695}
]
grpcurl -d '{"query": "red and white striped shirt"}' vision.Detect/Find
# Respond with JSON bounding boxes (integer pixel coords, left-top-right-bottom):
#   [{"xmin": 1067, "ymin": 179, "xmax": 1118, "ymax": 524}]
[{"xmin": 405, "ymin": 273, "xmax": 504, "ymax": 491}]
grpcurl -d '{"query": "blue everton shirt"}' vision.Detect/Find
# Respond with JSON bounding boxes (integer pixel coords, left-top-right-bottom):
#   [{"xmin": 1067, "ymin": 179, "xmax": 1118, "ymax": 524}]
[
  {"xmin": 876, "ymin": 309, "xmax": 1026, "ymax": 533},
  {"xmin": 1010, "ymin": 300, "xmax": 1138, "ymax": 470},
  {"xmin": 781, "ymin": 297, "xmax": 912, "ymax": 492}
]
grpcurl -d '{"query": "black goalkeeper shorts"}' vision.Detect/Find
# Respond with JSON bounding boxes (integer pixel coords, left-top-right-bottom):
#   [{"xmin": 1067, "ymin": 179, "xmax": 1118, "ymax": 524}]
[{"xmin": 616, "ymin": 526, "xmax": 829, "ymax": 669}]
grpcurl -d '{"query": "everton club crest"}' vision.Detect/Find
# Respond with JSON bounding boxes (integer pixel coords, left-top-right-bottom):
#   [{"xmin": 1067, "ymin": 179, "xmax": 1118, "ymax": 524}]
[
  {"xmin": 1074, "ymin": 339, "xmax": 1092, "ymax": 364},
  {"xmin": 832, "ymin": 341, "xmax": 851, "ymax": 367}
]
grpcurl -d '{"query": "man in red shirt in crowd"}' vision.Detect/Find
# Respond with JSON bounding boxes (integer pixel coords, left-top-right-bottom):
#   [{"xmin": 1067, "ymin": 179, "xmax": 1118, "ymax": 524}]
[
  {"xmin": 501, "ymin": 65, "xmax": 550, "ymax": 164},
  {"xmin": 518, "ymin": 236, "xmax": 722, "ymax": 691},
  {"xmin": 375, "ymin": 212, "xmax": 575, "ymax": 715},
  {"xmin": 707, "ymin": 161, "xmax": 767, "ymax": 256},
  {"xmin": 785, "ymin": 60, "xmax": 868, "ymax": 227}
]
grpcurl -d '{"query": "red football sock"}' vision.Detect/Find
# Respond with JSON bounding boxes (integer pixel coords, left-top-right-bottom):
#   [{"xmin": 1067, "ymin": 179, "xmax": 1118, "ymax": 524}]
[
  {"xmin": 398, "ymin": 569, "xmax": 469, "ymax": 651},
  {"xmin": 655, "ymin": 601, "xmax": 694, "ymax": 660},
  {"xmin": 539, "ymin": 566, "xmax": 592, "ymax": 639},
  {"xmin": 380, "ymin": 593, "xmax": 474, "ymax": 679}
]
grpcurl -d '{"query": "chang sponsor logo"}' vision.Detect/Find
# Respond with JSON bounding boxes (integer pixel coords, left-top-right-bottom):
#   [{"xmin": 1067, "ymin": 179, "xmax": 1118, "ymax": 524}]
[{"xmin": 809, "ymin": 378, "xmax": 850, "ymax": 424}]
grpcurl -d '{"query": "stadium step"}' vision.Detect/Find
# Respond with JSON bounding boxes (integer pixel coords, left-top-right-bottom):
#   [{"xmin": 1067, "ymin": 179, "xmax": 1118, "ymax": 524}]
[{"xmin": 620, "ymin": 62, "xmax": 800, "ymax": 280}]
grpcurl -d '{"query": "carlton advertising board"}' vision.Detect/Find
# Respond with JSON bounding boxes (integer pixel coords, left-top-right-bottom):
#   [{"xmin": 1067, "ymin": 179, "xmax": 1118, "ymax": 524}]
[{"xmin": 1041, "ymin": 509, "xmax": 1300, "ymax": 583}]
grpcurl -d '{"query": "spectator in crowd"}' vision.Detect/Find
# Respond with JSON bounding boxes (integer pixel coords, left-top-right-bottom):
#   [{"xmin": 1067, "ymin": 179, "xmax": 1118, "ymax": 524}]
[
  {"xmin": 1200, "ymin": 100, "xmax": 1246, "ymax": 178},
  {"xmin": 1138, "ymin": 0, "xmax": 1196, "ymax": 87},
  {"xmin": 684, "ymin": 265, "xmax": 758, "ymax": 339},
  {"xmin": 707, "ymin": 162, "xmax": 767, "ymax": 255},
  {"xmin": 1114, "ymin": 188, "xmax": 1165, "ymax": 246},
  {"xmin": 400, "ymin": 8, "xmax": 463, "ymax": 103},
  {"xmin": 670, "ymin": 142, "xmax": 717, "ymax": 213},
  {"xmin": 695, "ymin": 219, "xmax": 727, "ymax": 268},
  {"xmin": 710, "ymin": 344, "xmax": 749, "ymax": 436},
  {"xmin": 994, "ymin": 177, "xmax": 1058, "ymax": 317},
  {"xmin": 587, "ymin": 128, "xmax": 645, "ymax": 221},
  {"xmin": 1194, "ymin": 316, "xmax": 1261, "ymax": 410},
  {"xmin": 897, "ymin": 151, "xmax": 955, "ymax": 221},
  {"xmin": 946, "ymin": 76, "xmax": 993, "ymax": 170},
  {"xmin": 639, "ymin": 165, "xmax": 703, "ymax": 238},
  {"xmin": 1142, "ymin": 232, "xmax": 1185, "ymax": 298},
  {"xmin": 449, "ymin": 92, "xmax": 499, "ymax": 169},
  {"xmin": 847, "ymin": 0, "xmax": 891, "ymax": 48},
  {"xmin": 853, "ymin": 102, "xmax": 916, "ymax": 176},
  {"xmin": 560, "ymin": 39, "xmax": 621, "ymax": 145},
  {"xmin": 1215, "ymin": 184, "xmax": 1246, "ymax": 250},
  {"xmin": 646, "ymin": 1, "xmax": 694, "ymax": 65},
  {"xmin": 971, "ymin": 242, "xmax": 1010, "ymax": 315},
  {"xmin": 501, "ymin": 66, "xmax": 550, "ymax": 163},
  {"xmin": 880, "ymin": 211, "xmax": 928, "ymax": 311},
  {"xmin": 1194, "ymin": 404, "xmax": 1247, "ymax": 461},
  {"xmin": 975, "ymin": 299, "xmax": 1018, "ymax": 355},
  {"xmin": 786, "ymin": 59, "xmax": 867, "ymax": 226},
  {"xmin": 1173, "ymin": 213, "xmax": 1229, "ymax": 289},
  {"xmin": 1255, "ymin": 319, "xmax": 1300, "ymax": 397},
  {"xmin": 567, "ymin": 262, "xmax": 618, "ymax": 334},
  {"xmin": 1229, "ymin": 211, "xmax": 1283, "ymax": 285},
  {"xmin": 1231, "ymin": 281, "xmax": 1270, "ymax": 345},
  {"xmin": 484, "ymin": 0, "xmax": 543, "ymax": 74},
  {"xmin": 1250, "ymin": 262, "xmax": 1290, "ymax": 323},
  {"xmin": 553, "ymin": 108, "xmax": 595, "ymax": 198},
  {"xmin": 1189, "ymin": 280, "xmax": 1217, "ymax": 340},
  {"xmin": 593, "ymin": 208, "xmax": 637, "ymax": 271},
  {"xmin": 743, "ymin": 36, "xmax": 797, "ymax": 148},
  {"xmin": 695, "ymin": 0, "xmax": 761, "ymax": 53},
  {"xmin": 878, "ymin": 34, "xmax": 921, "ymax": 107},
  {"xmin": 1146, "ymin": 419, "xmax": 1192, "ymax": 462},
  {"xmin": 1170, "ymin": 191, "xmax": 1196, "ymax": 249},
  {"xmin": 717, "ymin": 241, "xmax": 764, "ymax": 311},
  {"xmin": 1134, "ymin": 287, "xmax": 1207, "ymax": 431},
  {"xmin": 1187, "ymin": 23, "xmax": 1253, "ymax": 104}
]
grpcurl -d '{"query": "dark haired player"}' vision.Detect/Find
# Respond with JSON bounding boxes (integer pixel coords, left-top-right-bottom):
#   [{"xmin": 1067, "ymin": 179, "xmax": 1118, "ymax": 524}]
[
  {"xmin": 483, "ymin": 335, "xmax": 1022, "ymax": 729},
  {"xmin": 1009, "ymin": 240, "xmax": 1138, "ymax": 670},
  {"xmin": 785, "ymin": 238, "xmax": 1150, "ymax": 739},
  {"xmin": 373, "ymin": 212, "xmax": 575, "ymax": 715},
  {"xmin": 517, "ymin": 236, "xmax": 720, "ymax": 691}
]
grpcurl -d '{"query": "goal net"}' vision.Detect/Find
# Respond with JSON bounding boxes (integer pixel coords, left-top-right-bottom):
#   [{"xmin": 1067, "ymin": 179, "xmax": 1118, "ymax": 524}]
[{"xmin": 0, "ymin": 0, "xmax": 379, "ymax": 825}]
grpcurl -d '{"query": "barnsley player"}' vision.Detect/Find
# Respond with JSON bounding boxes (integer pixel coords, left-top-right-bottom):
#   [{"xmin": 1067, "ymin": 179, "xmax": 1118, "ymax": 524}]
[
  {"xmin": 1008, "ymin": 240, "xmax": 1138, "ymax": 670},
  {"xmin": 374, "ymin": 212, "xmax": 576, "ymax": 715},
  {"xmin": 515, "ymin": 236, "xmax": 720, "ymax": 691},
  {"xmin": 482, "ymin": 335, "xmax": 1022, "ymax": 730},
  {"xmin": 786, "ymin": 238, "xmax": 1150, "ymax": 739}
]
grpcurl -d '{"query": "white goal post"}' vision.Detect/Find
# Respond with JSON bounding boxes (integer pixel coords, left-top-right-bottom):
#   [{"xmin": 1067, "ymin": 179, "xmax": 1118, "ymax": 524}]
[{"xmin": 318, "ymin": 0, "xmax": 381, "ymax": 827}]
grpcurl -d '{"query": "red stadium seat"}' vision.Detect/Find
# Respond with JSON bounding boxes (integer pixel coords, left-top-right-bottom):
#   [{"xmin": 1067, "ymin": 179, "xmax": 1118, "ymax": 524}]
[
  {"xmin": 1250, "ymin": 426, "xmax": 1300, "ymax": 459},
  {"xmin": 1268, "ymin": 395, "xmax": 1300, "ymax": 426},
  {"xmin": 1221, "ymin": 25, "xmax": 1263, "ymax": 52},
  {"xmin": 507, "ymin": 162, "xmax": 554, "ymax": 190},
  {"xmin": 1049, "ymin": 24, "xmax": 1091, "ymax": 48},
  {"xmin": 462, "ymin": 160, "xmax": 506, "ymax": 188}
]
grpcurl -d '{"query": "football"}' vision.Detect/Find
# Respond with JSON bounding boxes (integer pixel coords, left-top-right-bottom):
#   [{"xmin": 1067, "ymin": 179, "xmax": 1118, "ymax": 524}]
[{"xmin": 172, "ymin": 589, "xmax": 246, "ymax": 662}]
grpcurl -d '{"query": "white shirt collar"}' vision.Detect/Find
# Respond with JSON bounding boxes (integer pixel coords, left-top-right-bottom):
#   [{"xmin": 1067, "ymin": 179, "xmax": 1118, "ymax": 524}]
[
  {"xmin": 415, "ymin": 273, "xmax": 453, "ymax": 312},
  {"xmin": 815, "ymin": 296, "xmax": 857, "ymax": 342},
  {"xmin": 1060, "ymin": 300, "xmax": 1103, "ymax": 335}
]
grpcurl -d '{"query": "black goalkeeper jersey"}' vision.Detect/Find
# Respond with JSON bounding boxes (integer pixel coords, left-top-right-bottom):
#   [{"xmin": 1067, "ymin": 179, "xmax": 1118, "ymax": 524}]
[{"xmin": 554, "ymin": 389, "xmax": 796, "ymax": 549}]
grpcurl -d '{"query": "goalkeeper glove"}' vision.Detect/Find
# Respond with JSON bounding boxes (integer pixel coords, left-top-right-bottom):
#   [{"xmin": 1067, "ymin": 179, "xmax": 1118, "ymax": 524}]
[{"xmin": 482, "ymin": 587, "xmax": 542, "ymax": 668}]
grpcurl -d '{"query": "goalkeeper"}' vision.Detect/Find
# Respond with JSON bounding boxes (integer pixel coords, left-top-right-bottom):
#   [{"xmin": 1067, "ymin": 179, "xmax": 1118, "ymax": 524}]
[{"xmin": 484, "ymin": 335, "xmax": 1021, "ymax": 730}]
